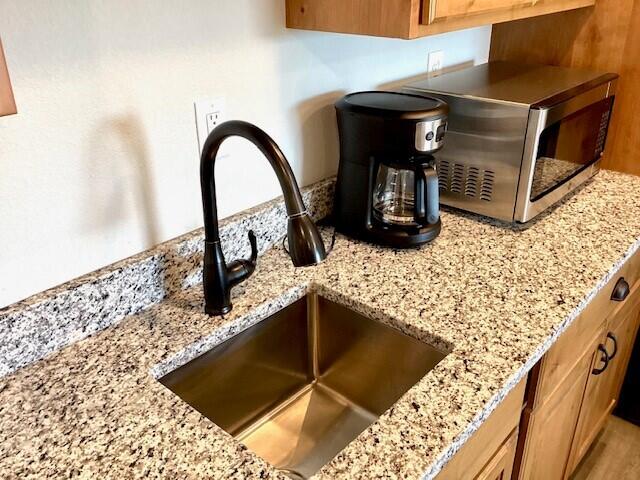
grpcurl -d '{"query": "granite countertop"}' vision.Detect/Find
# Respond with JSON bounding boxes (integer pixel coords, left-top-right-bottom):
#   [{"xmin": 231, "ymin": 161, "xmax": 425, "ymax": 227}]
[{"xmin": 2, "ymin": 170, "xmax": 640, "ymax": 479}]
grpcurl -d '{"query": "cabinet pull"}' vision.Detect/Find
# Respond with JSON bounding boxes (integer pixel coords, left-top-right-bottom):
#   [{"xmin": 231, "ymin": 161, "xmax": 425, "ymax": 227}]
[
  {"xmin": 611, "ymin": 277, "xmax": 630, "ymax": 302},
  {"xmin": 605, "ymin": 333, "xmax": 618, "ymax": 360},
  {"xmin": 592, "ymin": 344, "xmax": 610, "ymax": 375}
]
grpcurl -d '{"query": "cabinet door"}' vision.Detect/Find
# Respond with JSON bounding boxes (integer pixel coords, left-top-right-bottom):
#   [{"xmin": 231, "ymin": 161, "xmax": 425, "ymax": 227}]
[
  {"xmin": 423, "ymin": 0, "xmax": 533, "ymax": 24},
  {"xmin": 287, "ymin": 0, "xmax": 597, "ymax": 39},
  {"xmin": 567, "ymin": 285, "xmax": 640, "ymax": 473},
  {"xmin": 516, "ymin": 343, "xmax": 594, "ymax": 480},
  {"xmin": 475, "ymin": 428, "xmax": 519, "ymax": 480}
]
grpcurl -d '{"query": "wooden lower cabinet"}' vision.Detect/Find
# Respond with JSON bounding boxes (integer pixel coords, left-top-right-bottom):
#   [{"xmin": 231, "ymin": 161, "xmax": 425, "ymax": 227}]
[
  {"xmin": 567, "ymin": 282, "xmax": 640, "ymax": 473},
  {"xmin": 512, "ymin": 251, "xmax": 640, "ymax": 479}
]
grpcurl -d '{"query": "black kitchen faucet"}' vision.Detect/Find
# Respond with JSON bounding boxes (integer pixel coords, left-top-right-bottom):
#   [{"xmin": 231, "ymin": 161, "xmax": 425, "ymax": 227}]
[{"xmin": 199, "ymin": 120, "xmax": 326, "ymax": 315}]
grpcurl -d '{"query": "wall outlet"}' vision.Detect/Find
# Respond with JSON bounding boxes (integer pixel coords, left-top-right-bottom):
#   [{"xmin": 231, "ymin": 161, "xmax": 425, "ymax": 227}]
[
  {"xmin": 194, "ymin": 97, "xmax": 226, "ymax": 154},
  {"xmin": 427, "ymin": 50, "xmax": 444, "ymax": 74}
]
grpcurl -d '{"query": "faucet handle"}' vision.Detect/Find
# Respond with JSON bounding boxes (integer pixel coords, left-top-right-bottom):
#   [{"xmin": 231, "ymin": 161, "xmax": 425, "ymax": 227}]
[
  {"xmin": 247, "ymin": 230, "xmax": 258, "ymax": 264},
  {"xmin": 226, "ymin": 230, "xmax": 258, "ymax": 287}
]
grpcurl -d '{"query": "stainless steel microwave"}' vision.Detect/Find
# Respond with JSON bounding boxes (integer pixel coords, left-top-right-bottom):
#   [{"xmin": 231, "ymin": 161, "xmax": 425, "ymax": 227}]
[{"xmin": 403, "ymin": 61, "xmax": 618, "ymax": 223}]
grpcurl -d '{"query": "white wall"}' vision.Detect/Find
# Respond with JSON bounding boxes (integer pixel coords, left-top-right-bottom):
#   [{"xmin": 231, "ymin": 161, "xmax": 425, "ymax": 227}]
[{"xmin": 0, "ymin": 0, "xmax": 491, "ymax": 307}]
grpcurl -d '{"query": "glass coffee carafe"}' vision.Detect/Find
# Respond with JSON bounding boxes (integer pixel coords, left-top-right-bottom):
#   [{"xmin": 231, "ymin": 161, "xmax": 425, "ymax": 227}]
[{"xmin": 372, "ymin": 159, "xmax": 439, "ymax": 227}]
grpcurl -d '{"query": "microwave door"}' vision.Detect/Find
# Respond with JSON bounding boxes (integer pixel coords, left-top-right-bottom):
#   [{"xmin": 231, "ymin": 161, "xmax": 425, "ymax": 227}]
[{"xmin": 514, "ymin": 81, "xmax": 616, "ymax": 223}]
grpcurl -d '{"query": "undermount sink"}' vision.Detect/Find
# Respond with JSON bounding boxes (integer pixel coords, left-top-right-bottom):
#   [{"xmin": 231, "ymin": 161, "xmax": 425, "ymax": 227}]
[{"xmin": 159, "ymin": 293, "xmax": 446, "ymax": 479}]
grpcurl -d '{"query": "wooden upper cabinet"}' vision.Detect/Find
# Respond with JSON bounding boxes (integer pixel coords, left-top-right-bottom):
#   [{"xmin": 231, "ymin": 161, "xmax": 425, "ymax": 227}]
[
  {"xmin": 285, "ymin": 0, "xmax": 596, "ymax": 39},
  {"xmin": 0, "ymin": 38, "xmax": 17, "ymax": 117}
]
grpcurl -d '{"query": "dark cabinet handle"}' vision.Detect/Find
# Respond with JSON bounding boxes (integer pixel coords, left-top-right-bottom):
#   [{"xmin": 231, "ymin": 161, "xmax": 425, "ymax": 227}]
[
  {"xmin": 605, "ymin": 332, "xmax": 618, "ymax": 360},
  {"xmin": 611, "ymin": 277, "xmax": 630, "ymax": 302},
  {"xmin": 592, "ymin": 344, "xmax": 610, "ymax": 375}
]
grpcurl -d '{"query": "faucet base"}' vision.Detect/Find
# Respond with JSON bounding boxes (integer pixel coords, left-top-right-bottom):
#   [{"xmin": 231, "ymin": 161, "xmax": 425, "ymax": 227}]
[{"xmin": 205, "ymin": 304, "xmax": 232, "ymax": 316}]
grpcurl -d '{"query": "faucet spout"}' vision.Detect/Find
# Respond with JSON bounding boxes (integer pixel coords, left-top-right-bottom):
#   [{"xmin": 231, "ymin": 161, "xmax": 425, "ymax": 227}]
[{"xmin": 200, "ymin": 120, "xmax": 327, "ymax": 315}]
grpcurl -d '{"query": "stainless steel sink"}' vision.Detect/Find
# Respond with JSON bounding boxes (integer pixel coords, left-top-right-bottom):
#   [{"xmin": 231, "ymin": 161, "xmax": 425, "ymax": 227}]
[{"xmin": 160, "ymin": 293, "xmax": 446, "ymax": 479}]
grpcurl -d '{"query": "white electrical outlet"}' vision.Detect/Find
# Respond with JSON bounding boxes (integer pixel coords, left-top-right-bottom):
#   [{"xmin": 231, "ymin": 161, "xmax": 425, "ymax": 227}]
[
  {"xmin": 427, "ymin": 50, "xmax": 444, "ymax": 74},
  {"xmin": 194, "ymin": 97, "xmax": 226, "ymax": 154}
]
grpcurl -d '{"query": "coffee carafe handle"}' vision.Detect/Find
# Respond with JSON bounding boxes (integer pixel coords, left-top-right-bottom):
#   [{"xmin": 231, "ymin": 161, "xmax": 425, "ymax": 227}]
[
  {"xmin": 423, "ymin": 164, "xmax": 439, "ymax": 225},
  {"xmin": 414, "ymin": 164, "xmax": 439, "ymax": 225},
  {"xmin": 414, "ymin": 166, "xmax": 426, "ymax": 223}
]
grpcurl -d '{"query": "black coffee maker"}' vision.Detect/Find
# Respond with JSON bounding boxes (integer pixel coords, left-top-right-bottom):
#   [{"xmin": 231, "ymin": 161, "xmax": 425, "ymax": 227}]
[{"xmin": 333, "ymin": 91, "xmax": 448, "ymax": 248}]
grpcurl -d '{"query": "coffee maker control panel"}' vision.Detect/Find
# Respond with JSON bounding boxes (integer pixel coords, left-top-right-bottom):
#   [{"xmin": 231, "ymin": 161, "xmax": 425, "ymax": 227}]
[{"xmin": 415, "ymin": 118, "xmax": 447, "ymax": 153}]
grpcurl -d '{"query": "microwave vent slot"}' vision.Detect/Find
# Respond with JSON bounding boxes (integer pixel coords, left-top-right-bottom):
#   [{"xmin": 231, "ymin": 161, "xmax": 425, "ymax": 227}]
[
  {"xmin": 465, "ymin": 166, "xmax": 480, "ymax": 197},
  {"xmin": 437, "ymin": 159, "xmax": 450, "ymax": 191},
  {"xmin": 480, "ymin": 171, "xmax": 495, "ymax": 201},
  {"xmin": 451, "ymin": 163, "xmax": 465, "ymax": 194},
  {"xmin": 436, "ymin": 160, "xmax": 494, "ymax": 202}
]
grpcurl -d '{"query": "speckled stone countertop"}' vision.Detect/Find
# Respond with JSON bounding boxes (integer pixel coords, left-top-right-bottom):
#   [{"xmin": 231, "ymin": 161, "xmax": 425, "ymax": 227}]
[{"xmin": 2, "ymin": 170, "xmax": 640, "ymax": 479}]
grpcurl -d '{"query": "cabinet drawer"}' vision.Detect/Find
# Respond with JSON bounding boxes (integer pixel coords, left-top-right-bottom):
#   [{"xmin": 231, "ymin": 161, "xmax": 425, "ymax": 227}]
[
  {"xmin": 436, "ymin": 377, "xmax": 526, "ymax": 479},
  {"xmin": 584, "ymin": 249, "xmax": 640, "ymax": 330},
  {"xmin": 475, "ymin": 427, "xmax": 519, "ymax": 480},
  {"xmin": 535, "ymin": 315, "xmax": 606, "ymax": 407},
  {"xmin": 534, "ymin": 249, "xmax": 640, "ymax": 407}
]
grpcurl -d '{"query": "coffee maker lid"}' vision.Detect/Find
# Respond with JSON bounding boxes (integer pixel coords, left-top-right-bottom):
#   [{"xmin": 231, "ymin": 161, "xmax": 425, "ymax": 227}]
[{"xmin": 336, "ymin": 91, "xmax": 448, "ymax": 120}]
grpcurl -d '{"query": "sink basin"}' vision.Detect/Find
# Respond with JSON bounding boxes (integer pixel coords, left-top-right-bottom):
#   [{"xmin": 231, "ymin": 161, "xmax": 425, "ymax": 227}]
[{"xmin": 160, "ymin": 293, "xmax": 446, "ymax": 479}]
